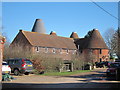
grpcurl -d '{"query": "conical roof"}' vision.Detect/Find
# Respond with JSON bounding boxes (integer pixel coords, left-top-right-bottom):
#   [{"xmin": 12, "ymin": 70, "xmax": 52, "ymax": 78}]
[
  {"xmin": 87, "ymin": 29, "xmax": 108, "ymax": 49},
  {"xmin": 75, "ymin": 29, "xmax": 108, "ymax": 49},
  {"xmin": 32, "ymin": 19, "xmax": 46, "ymax": 34},
  {"xmin": 70, "ymin": 32, "xmax": 79, "ymax": 38},
  {"xmin": 50, "ymin": 31, "xmax": 57, "ymax": 36}
]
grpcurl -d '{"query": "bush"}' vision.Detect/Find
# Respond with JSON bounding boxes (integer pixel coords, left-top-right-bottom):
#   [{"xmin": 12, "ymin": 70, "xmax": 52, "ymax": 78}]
[
  {"xmin": 30, "ymin": 54, "xmax": 64, "ymax": 73},
  {"xmin": 4, "ymin": 45, "xmax": 64, "ymax": 73},
  {"xmin": 4, "ymin": 45, "xmax": 94, "ymax": 73},
  {"xmin": 71, "ymin": 53, "xmax": 86, "ymax": 70}
]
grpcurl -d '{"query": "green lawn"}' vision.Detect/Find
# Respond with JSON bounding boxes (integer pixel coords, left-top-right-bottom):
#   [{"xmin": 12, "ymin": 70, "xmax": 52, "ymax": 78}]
[{"xmin": 42, "ymin": 70, "xmax": 91, "ymax": 76}]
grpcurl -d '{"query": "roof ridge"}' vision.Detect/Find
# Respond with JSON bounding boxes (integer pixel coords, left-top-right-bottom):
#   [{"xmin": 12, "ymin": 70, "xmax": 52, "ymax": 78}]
[
  {"xmin": 22, "ymin": 30, "xmax": 73, "ymax": 40},
  {"xmin": 21, "ymin": 30, "xmax": 34, "ymax": 46}
]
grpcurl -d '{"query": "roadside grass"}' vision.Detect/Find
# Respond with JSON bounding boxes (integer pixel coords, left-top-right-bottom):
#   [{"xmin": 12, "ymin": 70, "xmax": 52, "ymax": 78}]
[{"xmin": 41, "ymin": 70, "xmax": 92, "ymax": 76}]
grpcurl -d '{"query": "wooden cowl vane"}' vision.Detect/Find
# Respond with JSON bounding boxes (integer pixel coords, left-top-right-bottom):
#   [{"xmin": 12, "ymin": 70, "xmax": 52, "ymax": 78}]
[
  {"xmin": 32, "ymin": 19, "xmax": 46, "ymax": 34},
  {"xmin": 70, "ymin": 32, "xmax": 79, "ymax": 39},
  {"xmin": 50, "ymin": 31, "xmax": 57, "ymax": 36}
]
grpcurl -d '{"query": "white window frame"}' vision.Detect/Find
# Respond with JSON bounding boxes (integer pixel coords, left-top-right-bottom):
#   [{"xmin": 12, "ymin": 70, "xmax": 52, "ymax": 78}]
[
  {"xmin": 67, "ymin": 49, "xmax": 69, "ymax": 54},
  {"xmin": 78, "ymin": 45, "xmax": 80, "ymax": 50},
  {"xmin": 72, "ymin": 50, "xmax": 76, "ymax": 54},
  {"xmin": 60, "ymin": 48, "xmax": 62, "ymax": 54},
  {"xmin": 36, "ymin": 46, "xmax": 39, "ymax": 52},
  {"xmin": 45, "ymin": 47, "xmax": 48, "ymax": 53},
  {"xmin": 53, "ymin": 48, "xmax": 56, "ymax": 53}
]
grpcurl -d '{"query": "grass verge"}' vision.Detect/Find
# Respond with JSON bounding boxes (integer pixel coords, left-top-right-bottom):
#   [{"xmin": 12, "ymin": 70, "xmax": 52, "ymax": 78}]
[{"xmin": 41, "ymin": 70, "xmax": 92, "ymax": 76}]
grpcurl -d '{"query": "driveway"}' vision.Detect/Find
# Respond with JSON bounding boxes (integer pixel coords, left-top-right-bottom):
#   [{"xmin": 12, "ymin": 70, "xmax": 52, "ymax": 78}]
[{"xmin": 2, "ymin": 68, "xmax": 120, "ymax": 88}]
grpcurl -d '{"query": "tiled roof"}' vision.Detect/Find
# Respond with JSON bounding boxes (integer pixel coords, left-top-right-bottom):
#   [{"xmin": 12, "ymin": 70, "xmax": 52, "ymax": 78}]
[
  {"xmin": 21, "ymin": 30, "xmax": 77, "ymax": 49},
  {"xmin": 75, "ymin": 29, "xmax": 108, "ymax": 49}
]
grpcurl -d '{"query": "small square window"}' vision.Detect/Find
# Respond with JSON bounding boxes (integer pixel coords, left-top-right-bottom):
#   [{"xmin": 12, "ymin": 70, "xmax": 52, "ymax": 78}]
[
  {"xmin": 45, "ymin": 47, "xmax": 48, "ymax": 53},
  {"xmin": 67, "ymin": 50, "xmax": 69, "ymax": 54},
  {"xmin": 36, "ymin": 46, "xmax": 39, "ymax": 52},
  {"xmin": 60, "ymin": 49, "xmax": 62, "ymax": 54},
  {"xmin": 73, "ymin": 50, "xmax": 76, "ymax": 54},
  {"xmin": 100, "ymin": 49, "xmax": 102, "ymax": 54},
  {"xmin": 53, "ymin": 48, "xmax": 56, "ymax": 53}
]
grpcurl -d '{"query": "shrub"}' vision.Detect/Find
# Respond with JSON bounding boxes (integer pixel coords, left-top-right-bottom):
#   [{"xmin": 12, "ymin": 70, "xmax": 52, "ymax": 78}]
[{"xmin": 3, "ymin": 45, "xmax": 64, "ymax": 73}]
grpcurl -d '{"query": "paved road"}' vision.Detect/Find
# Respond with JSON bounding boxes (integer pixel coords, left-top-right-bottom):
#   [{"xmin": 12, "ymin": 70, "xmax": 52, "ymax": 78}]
[{"xmin": 2, "ymin": 68, "xmax": 120, "ymax": 88}]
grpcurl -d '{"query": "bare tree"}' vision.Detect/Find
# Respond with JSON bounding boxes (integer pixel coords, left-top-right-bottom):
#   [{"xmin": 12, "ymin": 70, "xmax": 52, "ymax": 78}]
[
  {"xmin": 111, "ymin": 31, "xmax": 118, "ymax": 54},
  {"xmin": 104, "ymin": 28, "xmax": 117, "ymax": 55},
  {"xmin": 71, "ymin": 51, "xmax": 88, "ymax": 70},
  {"xmin": 104, "ymin": 28, "xmax": 120, "ymax": 59},
  {"xmin": 117, "ymin": 28, "xmax": 120, "ymax": 59}
]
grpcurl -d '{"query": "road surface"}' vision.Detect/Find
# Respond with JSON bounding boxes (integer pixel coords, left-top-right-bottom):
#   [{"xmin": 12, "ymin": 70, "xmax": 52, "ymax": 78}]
[{"xmin": 2, "ymin": 68, "xmax": 120, "ymax": 88}]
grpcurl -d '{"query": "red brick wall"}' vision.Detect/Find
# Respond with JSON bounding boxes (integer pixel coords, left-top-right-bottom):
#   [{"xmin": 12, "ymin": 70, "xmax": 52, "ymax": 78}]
[
  {"xmin": 10, "ymin": 31, "xmax": 32, "ymax": 49},
  {"xmin": 81, "ymin": 49, "xmax": 109, "ymax": 63},
  {"xmin": 32, "ymin": 46, "xmax": 76, "ymax": 60}
]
